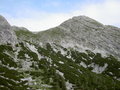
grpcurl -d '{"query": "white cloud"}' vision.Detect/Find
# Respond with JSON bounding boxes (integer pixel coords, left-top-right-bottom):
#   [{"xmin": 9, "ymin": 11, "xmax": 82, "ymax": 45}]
[
  {"xmin": 74, "ymin": 0, "xmax": 120, "ymax": 26},
  {"xmin": 4, "ymin": 0, "xmax": 120, "ymax": 31},
  {"xmin": 7, "ymin": 12, "xmax": 72, "ymax": 31}
]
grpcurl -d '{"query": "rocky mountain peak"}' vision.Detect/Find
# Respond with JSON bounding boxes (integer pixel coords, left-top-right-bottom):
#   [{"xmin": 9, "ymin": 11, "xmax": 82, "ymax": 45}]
[
  {"xmin": 56, "ymin": 16, "xmax": 120, "ymax": 58},
  {"xmin": 0, "ymin": 15, "xmax": 10, "ymax": 29},
  {"xmin": 59, "ymin": 15, "xmax": 104, "ymax": 32},
  {"xmin": 0, "ymin": 15, "xmax": 17, "ymax": 44}
]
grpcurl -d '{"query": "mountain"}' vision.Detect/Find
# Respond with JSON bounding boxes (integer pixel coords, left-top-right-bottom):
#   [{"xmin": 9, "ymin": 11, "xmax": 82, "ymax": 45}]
[{"xmin": 0, "ymin": 15, "xmax": 120, "ymax": 90}]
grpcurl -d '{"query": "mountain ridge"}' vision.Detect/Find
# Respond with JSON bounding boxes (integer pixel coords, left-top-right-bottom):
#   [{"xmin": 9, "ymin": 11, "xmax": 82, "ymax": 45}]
[{"xmin": 0, "ymin": 15, "xmax": 120, "ymax": 58}]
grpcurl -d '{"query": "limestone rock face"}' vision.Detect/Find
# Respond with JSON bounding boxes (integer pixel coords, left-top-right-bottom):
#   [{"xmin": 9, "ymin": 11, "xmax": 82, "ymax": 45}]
[{"xmin": 0, "ymin": 15, "xmax": 17, "ymax": 44}]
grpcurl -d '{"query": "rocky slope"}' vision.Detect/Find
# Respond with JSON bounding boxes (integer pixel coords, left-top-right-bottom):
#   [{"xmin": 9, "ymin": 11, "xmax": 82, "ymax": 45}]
[{"xmin": 0, "ymin": 15, "xmax": 120, "ymax": 90}]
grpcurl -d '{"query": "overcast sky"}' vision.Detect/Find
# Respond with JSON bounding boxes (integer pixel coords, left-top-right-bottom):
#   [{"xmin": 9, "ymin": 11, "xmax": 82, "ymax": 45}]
[{"xmin": 0, "ymin": 0, "xmax": 120, "ymax": 31}]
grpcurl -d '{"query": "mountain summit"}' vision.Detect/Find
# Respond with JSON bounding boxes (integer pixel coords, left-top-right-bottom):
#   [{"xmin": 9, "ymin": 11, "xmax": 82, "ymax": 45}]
[
  {"xmin": 0, "ymin": 15, "xmax": 17, "ymax": 44},
  {"xmin": 58, "ymin": 16, "xmax": 120, "ymax": 58},
  {"xmin": 0, "ymin": 15, "xmax": 10, "ymax": 28},
  {"xmin": 60, "ymin": 15, "xmax": 103, "ymax": 30}
]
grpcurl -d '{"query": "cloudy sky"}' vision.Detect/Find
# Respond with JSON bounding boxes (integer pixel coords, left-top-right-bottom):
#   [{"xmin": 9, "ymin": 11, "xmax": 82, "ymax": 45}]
[{"xmin": 0, "ymin": 0, "xmax": 120, "ymax": 31}]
